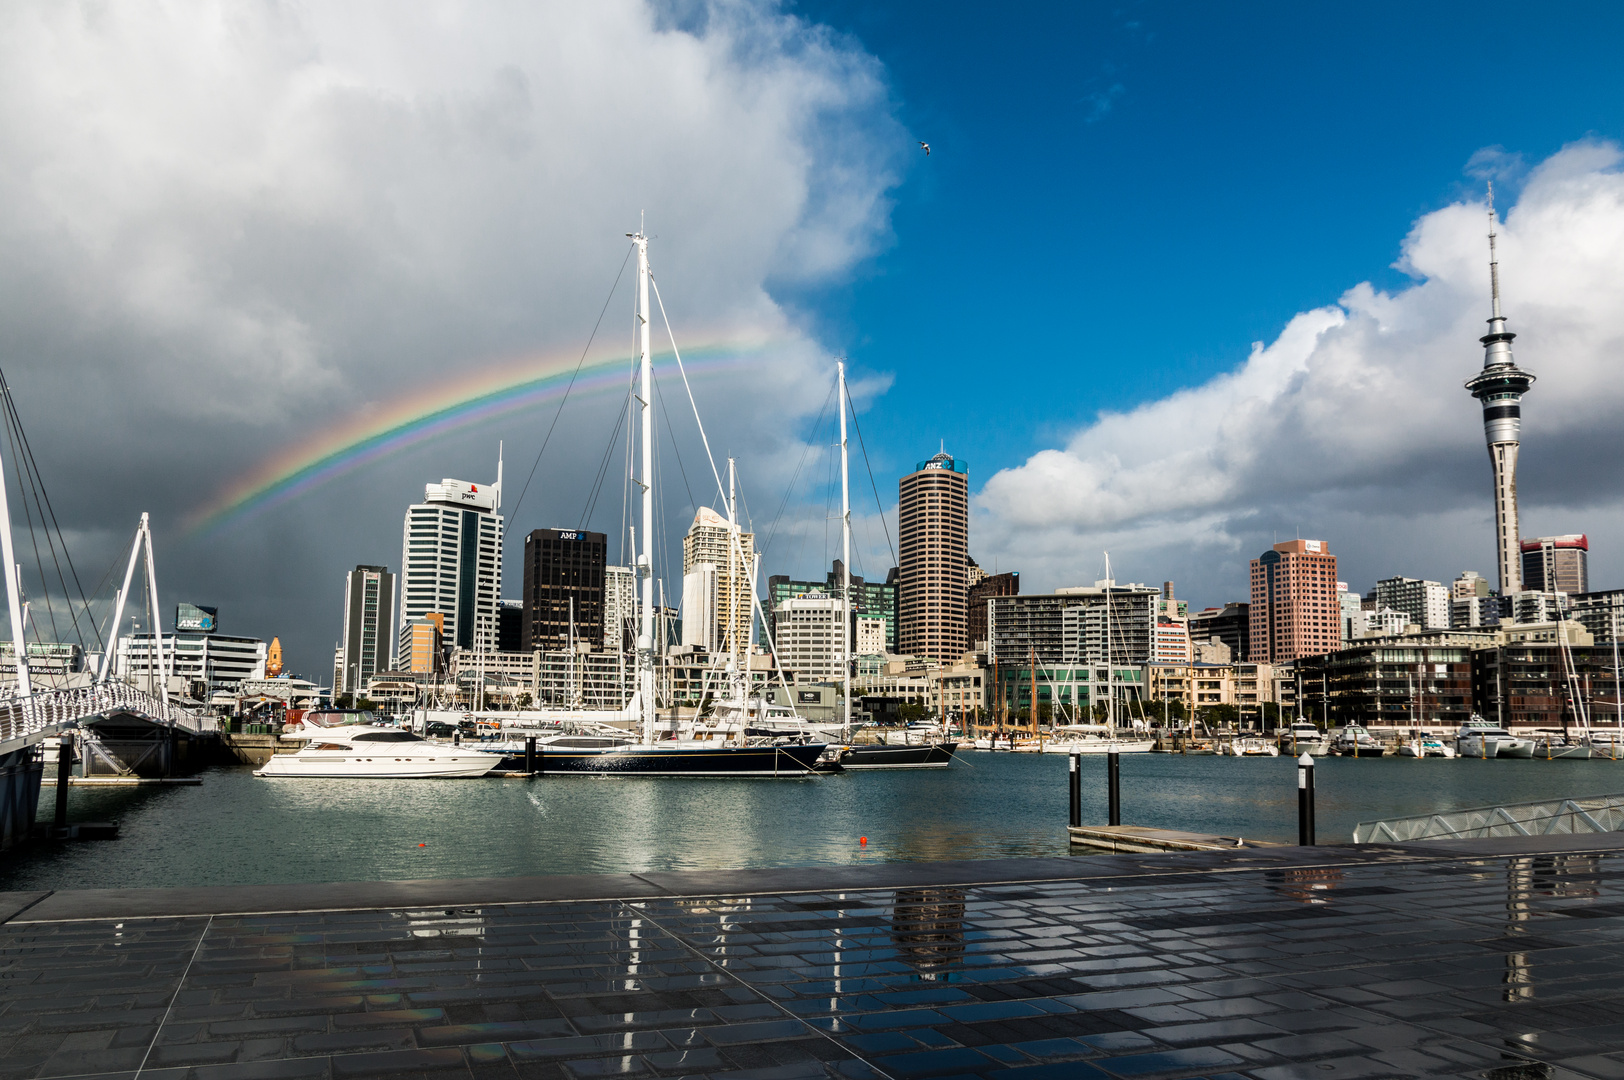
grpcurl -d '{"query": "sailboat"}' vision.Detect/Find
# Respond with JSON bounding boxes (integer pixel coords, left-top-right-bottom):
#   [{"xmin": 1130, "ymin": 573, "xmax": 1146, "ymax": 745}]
[
  {"xmin": 530, "ymin": 229, "xmax": 824, "ymax": 777},
  {"xmin": 826, "ymin": 363, "xmax": 957, "ymax": 769}
]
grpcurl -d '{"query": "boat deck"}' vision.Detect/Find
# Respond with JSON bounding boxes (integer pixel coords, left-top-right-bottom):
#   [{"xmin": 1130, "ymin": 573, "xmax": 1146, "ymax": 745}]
[{"xmin": 4, "ymin": 835, "xmax": 1624, "ymax": 1078}]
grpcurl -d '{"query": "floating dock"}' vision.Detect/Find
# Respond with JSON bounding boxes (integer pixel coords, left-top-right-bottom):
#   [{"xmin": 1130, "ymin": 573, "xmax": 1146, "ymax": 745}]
[{"xmin": 1068, "ymin": 823, "xmax": 1285, "ymax": 852}]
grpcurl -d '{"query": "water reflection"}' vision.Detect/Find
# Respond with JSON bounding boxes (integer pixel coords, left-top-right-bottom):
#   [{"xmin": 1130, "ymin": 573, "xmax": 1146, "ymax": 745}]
[
  {"xmin": 1266, "ymin": 866, "xmax": 1343, "ymax": 904},
  {"xmin": 1501, "ymin": 854, "xmax": 1599, "ymax": 1004},
  {"xmin": 891, "ymin": 888, "xmax": 965, "ymax": 979}
]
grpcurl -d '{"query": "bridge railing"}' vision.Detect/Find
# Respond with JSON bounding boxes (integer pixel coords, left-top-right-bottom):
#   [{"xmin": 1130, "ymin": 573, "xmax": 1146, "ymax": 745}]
[
  {"xmin": 0, "ymin": 683, "xmax": 217, "ymax": 749},
  {"xmin": 1354, "ymin": 792, "xmax": 1624, "ymax": 843}
]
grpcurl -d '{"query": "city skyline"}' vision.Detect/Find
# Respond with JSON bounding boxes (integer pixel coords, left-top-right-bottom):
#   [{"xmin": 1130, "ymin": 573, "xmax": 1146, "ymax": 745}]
[{"xmin": 0, "ymin": 3, "xmax": 1622, "ymax": 678}]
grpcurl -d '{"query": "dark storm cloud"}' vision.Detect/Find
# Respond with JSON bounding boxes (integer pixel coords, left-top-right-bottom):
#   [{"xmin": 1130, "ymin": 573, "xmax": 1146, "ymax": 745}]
[{"xmin": 0, "ymin": 1, "xmax": 905, "ymax": 676}]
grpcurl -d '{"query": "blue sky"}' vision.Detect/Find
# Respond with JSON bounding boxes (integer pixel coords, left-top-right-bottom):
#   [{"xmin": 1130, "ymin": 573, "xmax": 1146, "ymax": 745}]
[{"xmin": 784, "ymin": 0, "xmax": 1624, "ymax": 496}]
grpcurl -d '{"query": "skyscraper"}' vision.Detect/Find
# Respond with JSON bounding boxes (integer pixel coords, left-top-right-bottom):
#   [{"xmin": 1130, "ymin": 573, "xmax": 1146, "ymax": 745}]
[
  {"xmin": 521, "ymin": 528, "xmax": 607, "ymax": 651},
  {"xmin": 604, "ymin": 565, "xmax": 636, "ymax": 651},
  {"xmin": 766, "ymin": 559, "xmax": 899, "ymax": 654},
  {"xmin": 1465, "ymin": 187, "xmax": 1536, "ymax": 596},
  {"xmin": 681, "ymin": 507, "xmax": 754, "ymax": 656},
  {"xmin": 898, "ymin": 450, "xmax": 969, "ymax": 661},
  {"xmin": 967, "ymin": 569, "xmax": 1019, "ymax": 652},
  {"xmin": 397, "ymin": 463, "xmax": 504, "ymax": 659},
  {"xmin": 337, "ymin": 565, "xmax": 397, "ymax": 695},
  {"xmin": 1520, "ymin": 534, "xmax": 1589, "ymax": 595},
  {"xmin": 1249, "ymin": 539, "xmax": 1339, "ymax": 663}
]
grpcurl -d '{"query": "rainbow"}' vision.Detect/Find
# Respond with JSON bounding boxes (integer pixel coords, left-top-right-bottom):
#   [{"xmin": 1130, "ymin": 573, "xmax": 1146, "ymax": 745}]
[{"xmin": 190, "ymin": 339, "xmax": 762, "ymax": 534}]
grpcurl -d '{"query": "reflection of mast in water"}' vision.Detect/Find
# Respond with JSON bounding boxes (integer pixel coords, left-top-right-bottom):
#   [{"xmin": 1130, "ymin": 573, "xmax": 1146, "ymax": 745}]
[
  {"xmin": 891, "ymin": 888, "xmax": 966, "ymax": 979},
  {"xmin": 1503, "ymin": 853, "xmax": 1601, "ymax": 1004}
]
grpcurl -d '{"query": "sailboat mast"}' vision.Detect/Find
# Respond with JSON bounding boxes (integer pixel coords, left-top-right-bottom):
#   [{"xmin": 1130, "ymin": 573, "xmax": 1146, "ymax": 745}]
[
  {"xmin": 1103, "ymin": 552, "xmax": 1112, "ymax": 729},
  {"xmin": 633, "ymin": 227, "xmax": 655, "ymax": 745},
  {"xmin": 727, "ymin": 457, "xmax": 739, "ymax": 692},
  {"xmin": 838, "ymin": 362, "xmax": 851, "ymax": 734}
]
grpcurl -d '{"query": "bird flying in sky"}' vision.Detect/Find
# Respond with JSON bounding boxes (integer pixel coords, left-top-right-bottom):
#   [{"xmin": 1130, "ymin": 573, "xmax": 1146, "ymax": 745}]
[{"xmin": 919, "ymin": 141, "xmax": 930, "ymax": 156}]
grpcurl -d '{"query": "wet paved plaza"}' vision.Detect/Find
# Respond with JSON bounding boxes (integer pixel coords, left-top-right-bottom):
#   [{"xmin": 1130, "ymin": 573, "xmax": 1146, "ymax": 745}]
[{"xmin": 4, "ymin": 838, "xmax": 1624, "ymax": 1079}]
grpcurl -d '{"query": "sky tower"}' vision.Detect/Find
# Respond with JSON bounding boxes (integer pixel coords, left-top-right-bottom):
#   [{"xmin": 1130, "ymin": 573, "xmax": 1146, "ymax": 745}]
[{"xmin": 1465, "ymin": 184, "xmax": 1535, "ymax": 597}]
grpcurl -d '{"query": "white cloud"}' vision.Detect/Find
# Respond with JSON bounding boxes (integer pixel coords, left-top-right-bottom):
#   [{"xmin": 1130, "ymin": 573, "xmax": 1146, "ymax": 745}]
[
  {"xmin": 0, "ymin": 0, "xmax": 903, "ymax": 674},
  {"xmin": 976, "ymin": 141, "xmax": 1624, "ymax": 602}
]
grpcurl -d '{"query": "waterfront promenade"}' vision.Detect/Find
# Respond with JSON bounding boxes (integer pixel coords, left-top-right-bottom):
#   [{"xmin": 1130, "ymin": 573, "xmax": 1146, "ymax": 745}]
[{"xmin": 6, "ymin": 837, "xmax": 1624, "ymax": 1078}]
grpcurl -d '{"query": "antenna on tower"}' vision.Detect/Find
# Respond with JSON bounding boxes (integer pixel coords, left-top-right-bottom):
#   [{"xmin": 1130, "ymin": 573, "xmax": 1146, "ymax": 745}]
[{"xmin": 1487, "ymin": 181, "xmax": 1502, "ymax": 320}]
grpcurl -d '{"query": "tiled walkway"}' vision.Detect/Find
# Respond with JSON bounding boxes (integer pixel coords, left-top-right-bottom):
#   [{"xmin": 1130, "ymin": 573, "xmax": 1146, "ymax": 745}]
[{"xmin": 4, "ymin": 845, "xmax": 1624, "ymax": 1079}]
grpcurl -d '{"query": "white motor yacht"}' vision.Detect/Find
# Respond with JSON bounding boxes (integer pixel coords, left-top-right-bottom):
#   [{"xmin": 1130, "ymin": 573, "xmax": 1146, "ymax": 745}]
[
  {"xmin": 256, "ymin": 726, "xmax": 500, "ymax": 778},
  {"xmin": 1279, "ymin": 719, "xmax": 1330, "ymax": 755},
  {"xmin": 1455, "ymin": 717, "xmax": 1532, "ymax": 759}
]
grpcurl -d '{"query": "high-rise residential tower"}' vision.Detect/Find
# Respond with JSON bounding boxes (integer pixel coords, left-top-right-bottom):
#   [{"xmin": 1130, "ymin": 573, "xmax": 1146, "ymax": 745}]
[
  {"xmin": 898, "ymin": 450, "xmax": 969, "ymax": 661},
  {"xmin": 1465, "ymin": 187, "xmax": 1536, "ymax": 597},
  {"xmin": 337, "ymin": 565, "xmax": 397, "ymax": 695},
  {"xmin": 398, "ymin": 462, "xmax": 504, "ymax": 659},
  {"xmin": 521, "ymin": 528, "xmax": 607, "ymax": 651},
  {"xmin": 1249, "ymin": 539, "xmax": 1339, "ymax": 663},
  {"xmin": 681, "ymin": 507, "xmax": 754, "ymax": 657},
  {"xmin": 1520, "ymin": 534, "xmax": 1589, "ymax": 596}
]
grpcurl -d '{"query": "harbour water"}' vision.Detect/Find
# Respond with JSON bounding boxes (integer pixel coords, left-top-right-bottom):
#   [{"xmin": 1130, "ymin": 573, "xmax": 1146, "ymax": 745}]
[{"xmin": 6, "ymin": 751, "xmax": 1624, "ymax": 890}]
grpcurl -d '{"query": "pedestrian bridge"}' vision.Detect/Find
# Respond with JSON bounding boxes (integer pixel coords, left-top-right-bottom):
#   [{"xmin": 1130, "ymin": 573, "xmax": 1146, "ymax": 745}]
[
  {"xmin": 0, "ymin": 683, "xmax": 217, "ymax": 759},
  {"xmin": 1354, "ymin": 792, "xmax": 1624, "ymax": 843},
  {"xmin": 0, "ymin": 685, "xmax": 219, "ymax": 853}
]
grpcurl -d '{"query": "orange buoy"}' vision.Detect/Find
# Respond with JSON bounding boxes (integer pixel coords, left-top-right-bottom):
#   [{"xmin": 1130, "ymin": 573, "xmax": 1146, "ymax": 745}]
[
  {"xmin": 418, "ymin": 843, "xmax": 427, "ymax": 847},
  {"xmin": 859, "ymin": 837, "xmax": 867, "ymax": 845}
]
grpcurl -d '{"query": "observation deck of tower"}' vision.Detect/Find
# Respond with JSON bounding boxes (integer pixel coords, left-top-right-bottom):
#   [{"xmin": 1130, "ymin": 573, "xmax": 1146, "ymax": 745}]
[{"xmin": 1464, "ymin": 183, "xmax": 1535, "ymax": 597}]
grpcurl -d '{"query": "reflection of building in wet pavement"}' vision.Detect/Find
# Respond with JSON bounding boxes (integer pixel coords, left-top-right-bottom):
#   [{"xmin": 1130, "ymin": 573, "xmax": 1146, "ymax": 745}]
[
  {"xmin": 1267, "ymin": 865, "xmax": 1344, "ymax": 904},
  {"xmin": 891, "ymin": 887, "xmax": 965, "ymax": 977},
  {"xmin": 1503, "ymin": 854, "xmax": 1601, "ymax": 1004}
]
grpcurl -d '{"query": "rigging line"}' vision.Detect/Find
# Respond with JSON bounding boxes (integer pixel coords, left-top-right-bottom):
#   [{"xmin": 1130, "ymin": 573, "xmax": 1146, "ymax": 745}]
[
  {"xmin": 847, "ymin": 391, "xmax": 897, "ymax": 569},
  {"xmin": 579, "ymin": 392, "xmax": 631, "ymax": 530},
  {"xmin": 759, "ymin": 382, "xmax": 834, "ymax": 556},
  {"xmin": 509, "ymin": 241, "xmax": 635, "ymax": 528},
  {"xmin": 648, "ymin": 273, "xmax": 728, "ymax": 510},
  {"xmin": 650, "ymin": 366, "xmax": 697, "ymax": 514}
]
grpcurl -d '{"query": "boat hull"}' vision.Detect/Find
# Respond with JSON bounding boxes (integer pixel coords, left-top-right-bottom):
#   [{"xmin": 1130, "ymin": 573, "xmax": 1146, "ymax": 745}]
[
  {"xmin": 838, "ymin": 742, "xmax": 957, "ymax": 769},
  {"xmin": 1538, "ymin": 744, "xmax": 1593, "ymax": 760},
  {"xmin": 256, "ymin": 753, "xmax": 499, "ymax": 779},
  {"xmin": 1043, "ymin": 740, "xmax": 1155, "ymax": 755},
  {"xmin": 535, "ymin": 743, "xmax": 825, "ymax": 777}
]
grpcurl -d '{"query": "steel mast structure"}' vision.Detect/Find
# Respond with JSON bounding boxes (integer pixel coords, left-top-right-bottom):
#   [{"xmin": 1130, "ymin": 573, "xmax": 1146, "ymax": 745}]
[
  {"xmin": 1465, "ymin": 183, "xmax": 1536, "ymax": 598},
  {"xmin": 631, "ymin": 225, "xmax": 656, "ymax": 746}
]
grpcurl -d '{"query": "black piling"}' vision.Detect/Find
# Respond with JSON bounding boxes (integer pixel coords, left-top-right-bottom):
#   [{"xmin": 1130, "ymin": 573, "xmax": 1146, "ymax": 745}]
[
  {"xmin": 53, "ymin": 733, "xmax": 72, "ymax": 828},
  {"xmin": 525, "ymin": 736, "xmax": 537, "ymax": 774},
  {"xmin": 1068, "ymin": 752, "xmax": 1081, "ymax": 828},
  {"xmin": 1297, "ymin": 752, "xmax": 1316, "ymax": 846},
  {"xmin": 1106, "ymin": 751, "xmax": 1121, "ymax": 827}
]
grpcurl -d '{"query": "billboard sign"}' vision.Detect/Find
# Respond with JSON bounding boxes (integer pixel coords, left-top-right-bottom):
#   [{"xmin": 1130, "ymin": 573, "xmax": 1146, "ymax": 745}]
[{"xmin": 176, "ymin": 603, "xmax": 218, "ymax": 634}]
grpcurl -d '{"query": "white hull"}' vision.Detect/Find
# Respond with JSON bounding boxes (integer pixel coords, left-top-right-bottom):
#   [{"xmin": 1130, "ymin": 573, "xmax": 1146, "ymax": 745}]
[
  {"xmin": 1458, "ymin": 735, "xmax": 1533, "ymax": 759},
  {"xmin": 257, "ymin": 723, "xmax": 501, "ymax": 778},
  {"xmin": 1041, "ymin": 740, "xmax": 1155, "ymax": 754},
  {"xmin": 257, "ymin": 752, "xmax": 498, "ymax": 778}
]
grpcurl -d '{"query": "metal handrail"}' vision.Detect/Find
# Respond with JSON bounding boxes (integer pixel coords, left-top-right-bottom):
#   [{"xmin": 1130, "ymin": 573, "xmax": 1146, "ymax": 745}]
[
  {"xmin": 1354, "ymin": 792, "xmax": 1624, "ymax": 843},
  {"xmin": 0, "ymin": 682, "xmax": 216, "ymax": 751}
]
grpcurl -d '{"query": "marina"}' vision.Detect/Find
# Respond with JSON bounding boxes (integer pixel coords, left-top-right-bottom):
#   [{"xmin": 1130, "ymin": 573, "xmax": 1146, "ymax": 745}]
[{"xmin": 10, "ymin": 752, "xmax": 1624, "ymax": 892}]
